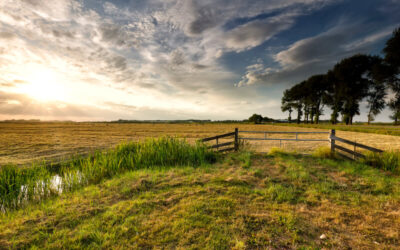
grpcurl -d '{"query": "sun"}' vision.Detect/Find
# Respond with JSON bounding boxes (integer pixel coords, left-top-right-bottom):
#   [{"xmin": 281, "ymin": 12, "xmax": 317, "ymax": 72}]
[{"xmin": 18, "ymin": 69, "xmax": 67, "ymax": 102}]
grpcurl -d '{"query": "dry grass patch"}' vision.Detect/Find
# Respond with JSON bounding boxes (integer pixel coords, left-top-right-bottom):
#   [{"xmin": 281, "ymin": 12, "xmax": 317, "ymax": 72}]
[{"xmin": 3, "ymin": 121, "xmax": 400, "ymax": 166}]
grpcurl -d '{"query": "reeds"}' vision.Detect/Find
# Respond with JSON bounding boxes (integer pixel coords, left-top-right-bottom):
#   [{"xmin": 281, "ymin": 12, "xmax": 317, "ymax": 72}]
[{"xmin": 0, "ymin": 137, "xmax": 216, "ymax": 212}]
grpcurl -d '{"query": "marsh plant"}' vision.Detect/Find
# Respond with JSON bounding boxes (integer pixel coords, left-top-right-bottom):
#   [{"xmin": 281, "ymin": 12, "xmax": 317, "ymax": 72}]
[{"xmin": 0, "ymin": 137, "xmax": 216, "ymax": 212}]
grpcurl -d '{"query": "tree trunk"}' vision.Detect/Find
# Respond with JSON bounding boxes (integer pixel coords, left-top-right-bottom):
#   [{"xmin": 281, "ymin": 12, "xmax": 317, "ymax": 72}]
[
  {"xmin": 310, "ymin": 110, "xmax": 314, "ymax": 124},
  {"xmin": 367, "ymin": 108, "xmax": 372, "ymax": 125}
]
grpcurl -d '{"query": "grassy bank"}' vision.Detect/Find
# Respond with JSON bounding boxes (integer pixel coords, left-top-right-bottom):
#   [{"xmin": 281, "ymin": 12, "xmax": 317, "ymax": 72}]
[
  {"xmin": 0, "ymin": 137, "xmax": 216, "ymax": 212},
  {"xmin": 1, "ymin": 151, "xmax": 399, "ymax": 249}
]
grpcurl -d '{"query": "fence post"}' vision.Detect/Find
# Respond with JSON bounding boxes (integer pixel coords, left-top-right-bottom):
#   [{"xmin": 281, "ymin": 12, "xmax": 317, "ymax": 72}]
[
  {"xmin": 330, "ymin": 129, "xmax": 335, "ymax": 154},
  {"xmin": 234, "ymin": 128, "xmax": 239, "ymax": 151}
]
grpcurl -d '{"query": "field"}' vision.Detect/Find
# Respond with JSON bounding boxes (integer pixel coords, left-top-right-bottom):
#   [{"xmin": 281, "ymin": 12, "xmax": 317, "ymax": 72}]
[
  {"xmin": 2, "ymin": 122, "xmax": 400, "ymax": 166},
  {"xmin": 1, "ymin": 151, "xmax": 399, "ymax": 249},
  {"xmin": 279, "ymin": 122, "xmax": 400, "ymax": 136}
]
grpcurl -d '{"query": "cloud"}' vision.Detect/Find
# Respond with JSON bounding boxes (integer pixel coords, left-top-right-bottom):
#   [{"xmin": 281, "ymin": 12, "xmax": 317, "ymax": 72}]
[
  {"xmin": 238, "ymin": 22, "xmax": 396, "ymax": 87},
  {"xmin": 224, "ymin": 14, "xmax": 295, "ymax": 51},
  {"xmin": 0, "ymin": 0, "xmax": 398, "ymax": 121}
]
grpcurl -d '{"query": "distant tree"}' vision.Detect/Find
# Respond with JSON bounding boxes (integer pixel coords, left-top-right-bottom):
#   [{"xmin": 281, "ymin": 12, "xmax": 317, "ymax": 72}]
[
  {"xmin": 281, "ymin": 90, "xmax": 295, "ymax": 123},
  {"xmin": 366, "ymin": 57, "xmax": 387, "ymax": 124},
  {"xmin": 331, "ymin": 54, "xmax": 373, "ymax": 125},
  {"xmin": 248, "ymin": 114, "xmax": 263, "ymax": 124},
  {"xmin": 383, "ymin": 27, "xmax": 400, "ymax": 124},
  {"xmin": 262, "ymin": 116, "xmax": 274, "ymax": 122},
  {"xmin": 290, "ymin": 82, "xmax": 306, "ymax": 124},
  {"xmin": 305, "ymin": 74, "xmax": 328, "ymax": 124},
  {"xmin": 389, "ymin": 98, "xmax": 400, "ymax": 125},
  {"xmin": 323, "ymin": 70, "xmax": 344, "ymax": 124},
  {"xmin": 366, "ymin": 83, "xmax": 386, "ymax": 124}
]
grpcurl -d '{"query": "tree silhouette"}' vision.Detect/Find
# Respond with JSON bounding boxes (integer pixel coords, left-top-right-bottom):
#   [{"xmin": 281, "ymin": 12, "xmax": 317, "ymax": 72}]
[
  {"xmin": 384, "ymin": 27, "xmax": 400, "ymax": 124},
  {"xmin": 280, "ymin": 27, "xmax": 400, "ymax": 125},
  {"xmin": 281, "ymin": 90, "xmax": 295, "ymax": 123}
]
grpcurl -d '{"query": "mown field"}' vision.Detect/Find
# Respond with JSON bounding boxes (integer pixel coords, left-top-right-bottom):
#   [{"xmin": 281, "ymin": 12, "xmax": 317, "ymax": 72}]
[
  {"xmin": 1, "ymin": 151, "xmax": 399, "ymax": 249},
  {"xmin": 2, "ymin": 122, "xmax": 400, "ymax": 166},
  {"xmin": 280, "ymin": 122, "xmax": 400, "ymax": 136}
]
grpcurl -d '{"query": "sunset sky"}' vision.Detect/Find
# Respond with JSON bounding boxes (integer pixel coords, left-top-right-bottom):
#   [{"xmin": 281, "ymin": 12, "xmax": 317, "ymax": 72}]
[{"xmin": 1, "ymin": 0, "xmax": 399, "ymax": 121}]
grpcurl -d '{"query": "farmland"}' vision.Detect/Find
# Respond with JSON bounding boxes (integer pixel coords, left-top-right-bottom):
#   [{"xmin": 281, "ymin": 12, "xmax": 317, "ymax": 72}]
[
  {"xmin": 1, "ymin": 122, "xmax": 400, "ymax": 249},
  {"xmin": 1, "ymin": 122, "xmax": 400, "ymax": 166}
]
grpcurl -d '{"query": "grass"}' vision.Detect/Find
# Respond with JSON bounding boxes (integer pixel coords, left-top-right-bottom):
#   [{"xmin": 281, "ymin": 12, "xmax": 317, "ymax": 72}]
[
  {"xmin": 0, "ymin": 137, "xmax": 216, "ymax": 212},
  {"xmin": 1, "ymin": 151, "xmax": 399, "ymax": 249},
  {"xmin": 363, "ymin": 151, "xmax": 400, "ymax": 173}
]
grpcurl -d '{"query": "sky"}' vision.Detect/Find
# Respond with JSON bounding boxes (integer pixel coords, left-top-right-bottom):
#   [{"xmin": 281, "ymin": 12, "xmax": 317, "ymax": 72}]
[{"xmin": 0, "ymin": 0, "xmax": 399, "ymax": 122}]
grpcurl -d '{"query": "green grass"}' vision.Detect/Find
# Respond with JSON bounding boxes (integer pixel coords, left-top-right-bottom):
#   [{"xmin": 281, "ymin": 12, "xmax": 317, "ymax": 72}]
[
  {"xmin": 1, "ymin": 151, "xmax": 399, "ymax": 249},
  {"xmin": 279, "ymin": 122, "xmax": 400, "ymax": 136},
  {"xmin": 362, "ymin": 151, "xmax": 400, "ymax": 173},
  {"xmin": 0, "ymin": 137, "xmax": 216, "ymax": 212}
]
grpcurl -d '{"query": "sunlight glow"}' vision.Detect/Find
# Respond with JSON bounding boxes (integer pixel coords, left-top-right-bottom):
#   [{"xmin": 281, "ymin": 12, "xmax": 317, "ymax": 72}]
[{"xmin": 18, "ymin": 69, "xmax": 67, "ymax": 102}]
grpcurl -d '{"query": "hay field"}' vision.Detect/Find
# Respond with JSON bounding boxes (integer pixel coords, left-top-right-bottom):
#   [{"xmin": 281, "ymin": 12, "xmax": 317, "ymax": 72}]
[{"xmin": 1, "ymin": 122, "xmax": 400, "ymax": 166}]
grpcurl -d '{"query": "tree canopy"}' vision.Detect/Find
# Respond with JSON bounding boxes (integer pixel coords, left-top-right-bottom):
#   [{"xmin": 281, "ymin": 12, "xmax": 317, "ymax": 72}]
[{"xmin": 281, "ymin": 27, "xmax": 400, "ymax": 125}]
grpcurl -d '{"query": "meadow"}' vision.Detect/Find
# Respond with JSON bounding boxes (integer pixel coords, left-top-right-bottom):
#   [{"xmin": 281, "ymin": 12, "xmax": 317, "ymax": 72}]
[
  {"xmin": 1, "ymin": 150, "xmax": 399, "ymax": 249},
  {"xmin": 1, "ymin": 122, "xmax": 400, "ymax": 248},
  {"xmin": 2, "ymin": 121, "xmax": 400, "ymax": 166}
]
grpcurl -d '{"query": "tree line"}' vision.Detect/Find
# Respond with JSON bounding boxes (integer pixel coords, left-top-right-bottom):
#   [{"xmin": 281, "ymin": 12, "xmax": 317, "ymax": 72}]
[{"xmin": 281, "ymin": 27, "xmax": 400, "ymax": 125}]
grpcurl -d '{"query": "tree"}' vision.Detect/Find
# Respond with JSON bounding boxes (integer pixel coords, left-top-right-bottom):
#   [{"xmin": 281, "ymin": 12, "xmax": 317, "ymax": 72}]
[
  {"xmin": 389, "ymin": 98, "xmax": 400, "ymax": 125},
  {"xmin": 281, "ymin": 90, "xmax": 295, "ymax": 123},
  {"xmin": 248, "ymin": 114, "xmax": 263, "ymax": 124},
  {"xmin": 366, "ymin": 57, "xmax": 387, "ymax": 124},
  {"xmin": 323, "ymin": 70, "xmax": 344, "ymax": 124},
  {"xmin": 331, "ymin": 54, "xmax": 372, "ymax": 125},
  {"xmin": 305, "ymin": 74, "xmax": 328, "ymax": 124},
  {"xmin": 366, "ymin": 82, "xmax": 386, "ymax": 124},
  {"xmin": 383, "ymin": 27, "xmax": 400, "ymax": 124},
  {"xmin": 290, "ymin": 82, "xmax": 307, "ymax": 124}
]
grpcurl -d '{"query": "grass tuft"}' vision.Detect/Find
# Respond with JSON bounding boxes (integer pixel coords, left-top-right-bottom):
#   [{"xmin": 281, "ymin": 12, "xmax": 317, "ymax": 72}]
[
  {"xmin": 268, "ymin": 147, "xmax": 286, "ymax": 156},
  {"xmin": 312, "ymin": 146, "xmax": 334, "ymax": 159}
]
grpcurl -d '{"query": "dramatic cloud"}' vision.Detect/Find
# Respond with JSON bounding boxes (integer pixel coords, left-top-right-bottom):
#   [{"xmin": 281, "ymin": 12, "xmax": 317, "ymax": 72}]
[{"xmin": 0, "ymin": 0, "xmax": 399, "ymax": 121}]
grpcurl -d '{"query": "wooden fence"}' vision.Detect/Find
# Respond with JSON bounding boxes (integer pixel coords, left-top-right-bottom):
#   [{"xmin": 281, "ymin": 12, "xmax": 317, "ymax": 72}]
[
  {"xmin": 201, "ymin": 128, "xmax": 238, "ymax": 152},
  {"xmin": 239, "ymin": 130, "xmax": 329, "ymax": 147},
  {"xmin": 201, "ymin": 128, "xmax": 384, "ymax": 159},
  {"xmin": 330, "ymin": 129, "xmax": 383, "ymax": 160}
]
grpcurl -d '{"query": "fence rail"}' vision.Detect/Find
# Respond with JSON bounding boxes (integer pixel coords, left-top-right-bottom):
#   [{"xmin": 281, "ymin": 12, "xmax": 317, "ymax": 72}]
[
  {"xmin": 201, "ymin": 129, "xmax": 238, "ymax": 152},
  {"xmin": 239, "ymin": 130, "xmax": 329, "ymax": 146},
  {"xmin": 200, "ymin": 128, "xmax": 384, "ymax": 159},
  {"xmin": 330, "ymin": 129, "xmax": 383, "ymax": 160}
]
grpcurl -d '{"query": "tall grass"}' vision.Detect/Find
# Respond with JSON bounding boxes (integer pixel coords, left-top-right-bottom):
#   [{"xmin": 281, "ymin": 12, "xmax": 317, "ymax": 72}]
[
  {"xmin": 1, "ymin": 137, "xmax": 216, "ymax": 212},
  {"xmin": 363, "ymin": 151, "xmax": 400, "ymax": 173}
]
